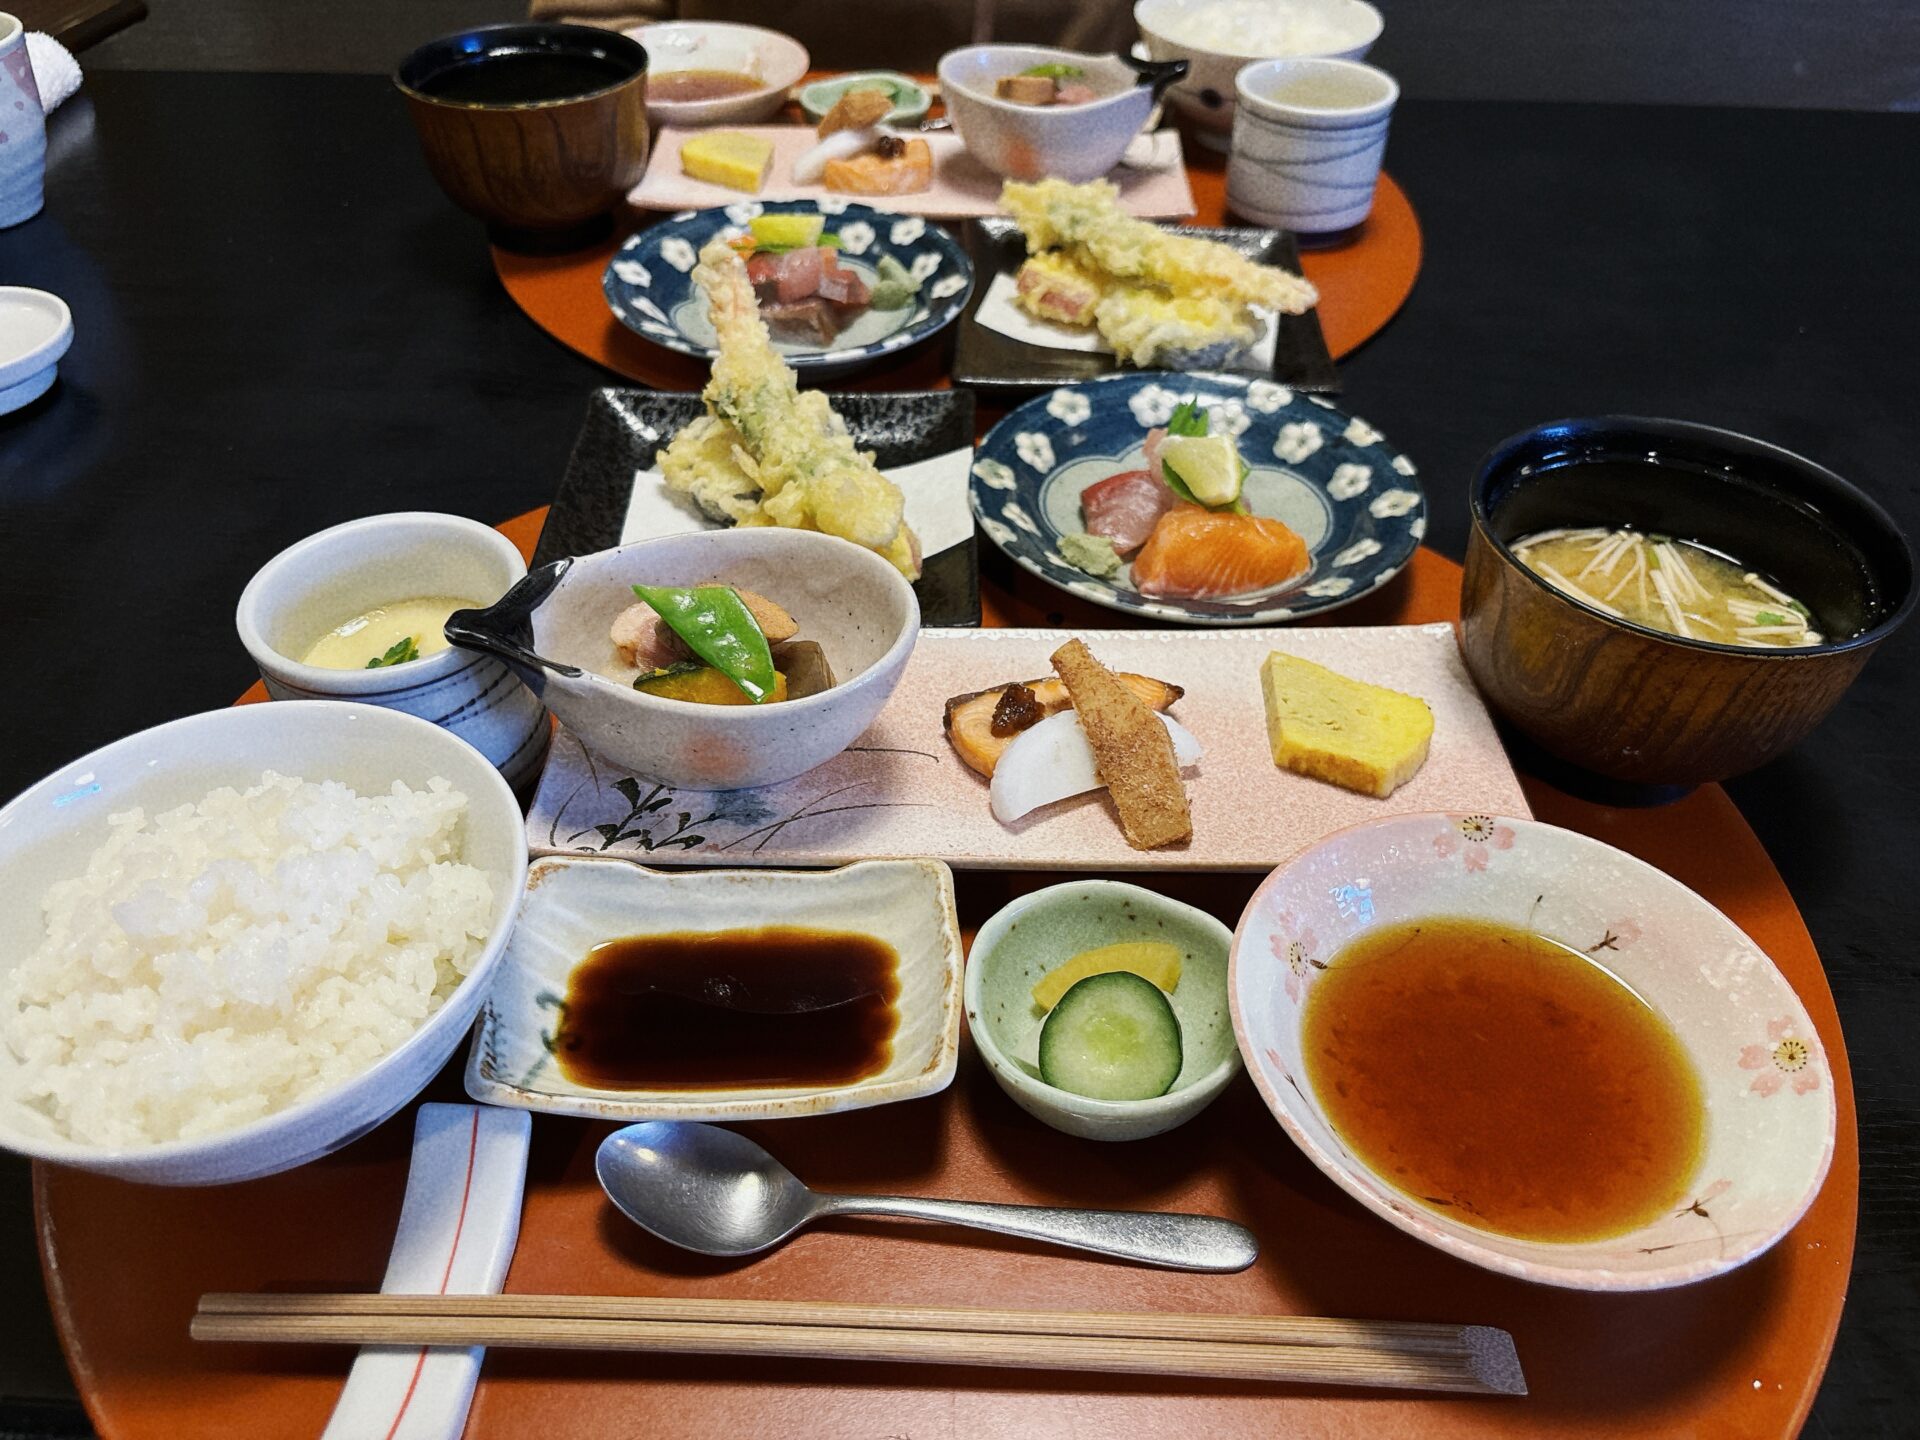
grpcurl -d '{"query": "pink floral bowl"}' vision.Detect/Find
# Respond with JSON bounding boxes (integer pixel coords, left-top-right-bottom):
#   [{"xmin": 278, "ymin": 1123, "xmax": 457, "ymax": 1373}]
[{"xmin": 1229, "ymin": 811, "xmax": 1837, "ymax": 1291}]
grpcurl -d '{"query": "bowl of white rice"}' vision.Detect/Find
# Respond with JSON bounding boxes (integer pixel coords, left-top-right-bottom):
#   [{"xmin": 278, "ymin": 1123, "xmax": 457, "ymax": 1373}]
[
  {"xmin": 0, "ymin": 701, "xmax": 527, "ymax": 1185},
  {"xmin": 1135, "ymin": 0, "xmax": 1384, "ymax": 148}
]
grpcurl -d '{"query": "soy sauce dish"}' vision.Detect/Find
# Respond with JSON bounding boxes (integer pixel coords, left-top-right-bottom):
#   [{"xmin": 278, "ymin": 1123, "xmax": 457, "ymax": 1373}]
[{"xmin": 1459, "ymin": 416, "xmax": 1915, "ymax": 788}]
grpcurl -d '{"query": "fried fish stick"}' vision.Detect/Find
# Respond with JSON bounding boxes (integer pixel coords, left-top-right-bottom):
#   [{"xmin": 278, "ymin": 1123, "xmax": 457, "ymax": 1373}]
[{"xmin": 1051, "ymin": 639, "xmax": 1193, "ymax": 850}]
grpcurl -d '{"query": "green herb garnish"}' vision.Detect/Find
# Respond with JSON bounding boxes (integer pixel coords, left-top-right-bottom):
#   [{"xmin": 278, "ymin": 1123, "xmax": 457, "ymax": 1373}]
[
  {"xmin": 366, "ymin": 636, "xmax": 419, "ymax": 669},
  {"xmin": 1788, "ymin": 598, "xmax": 1811, "ymax": 617},
  {"xmin": 1019, "ymin": 63, "xmax": 1085, "ymax": 80},
  {"xmin": 632, "ymin": 584, "xmax": 777, "ymax": 703},
  {"xmin": 1754, "ymin": 611, "xmax": 1790, "ymax": 627},
  {"xmin": 1166, "ymin": 400, "xmax": 1209, "ymax": 438}
]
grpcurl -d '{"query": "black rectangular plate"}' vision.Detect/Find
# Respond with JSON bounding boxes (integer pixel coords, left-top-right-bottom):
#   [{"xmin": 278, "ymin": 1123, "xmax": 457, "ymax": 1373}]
[
  {"xmin": 950, "ymin": 218, "xmax": 1339, "ymax": 394},
  {"xmin": 535, "ymin": 388, "xmax": 981, "ymax": 628}
]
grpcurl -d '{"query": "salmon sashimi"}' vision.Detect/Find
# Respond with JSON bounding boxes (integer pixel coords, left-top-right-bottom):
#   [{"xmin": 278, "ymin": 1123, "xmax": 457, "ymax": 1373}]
[
  {"xmin": 1081, "ymin": 468, "xmax": 1177, "ymax": 556},
  {"xmin": 1131, "ymin": 508, "xmax": 1311, "ymax": 600}
]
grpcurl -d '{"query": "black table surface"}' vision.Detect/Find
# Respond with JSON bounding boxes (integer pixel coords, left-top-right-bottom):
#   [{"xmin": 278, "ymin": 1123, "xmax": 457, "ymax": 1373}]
[{"xmin": 1, "ymin": 72, "xmax": 1916, "ymax": 1438}]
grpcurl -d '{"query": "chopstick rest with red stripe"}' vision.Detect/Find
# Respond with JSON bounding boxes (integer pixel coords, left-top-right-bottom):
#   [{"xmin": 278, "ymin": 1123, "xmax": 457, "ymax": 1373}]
[{"xmin": 320, "ymin": 1103, "xmax": 532, "ymax": 1440}]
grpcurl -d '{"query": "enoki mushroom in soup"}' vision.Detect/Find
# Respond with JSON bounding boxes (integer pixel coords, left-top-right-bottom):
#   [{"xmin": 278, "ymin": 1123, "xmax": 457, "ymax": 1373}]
[{"xmin": 1510, "ymin": 528, "xmax": 1823, "ymax": 647}]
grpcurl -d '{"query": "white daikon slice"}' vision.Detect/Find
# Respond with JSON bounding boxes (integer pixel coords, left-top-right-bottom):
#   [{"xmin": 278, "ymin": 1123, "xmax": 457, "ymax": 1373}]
[{"xmin": 990, "ymin": 710, "xmax": 1202, "ymax": 825}]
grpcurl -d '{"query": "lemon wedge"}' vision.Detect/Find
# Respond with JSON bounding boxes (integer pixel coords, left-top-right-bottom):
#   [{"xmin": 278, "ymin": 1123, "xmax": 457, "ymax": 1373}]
[{"xmin": 1161, "ymin": 433, "xmax": 1246, "ymax": 508}]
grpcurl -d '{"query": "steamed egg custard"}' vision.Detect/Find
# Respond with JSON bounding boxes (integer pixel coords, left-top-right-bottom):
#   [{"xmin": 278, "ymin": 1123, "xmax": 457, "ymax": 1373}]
[{"xmin": 300, "ymin": 595, "xmax": 479, "ymax": 669}]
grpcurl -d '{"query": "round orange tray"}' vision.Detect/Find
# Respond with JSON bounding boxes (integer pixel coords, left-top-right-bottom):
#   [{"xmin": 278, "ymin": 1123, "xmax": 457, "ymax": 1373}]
[
  {"xmin": 36, "ymin": 516, "xmax": 1854, "ymax": 1440},
  {"xmin": 493, "ymin": 158, "xmax": 1421, "ymax": 391}
]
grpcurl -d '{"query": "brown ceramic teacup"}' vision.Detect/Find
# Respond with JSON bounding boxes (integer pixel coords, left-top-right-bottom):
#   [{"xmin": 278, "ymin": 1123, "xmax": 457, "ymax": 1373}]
[{"xmin": 395, "ymin": 23, "xmax": 649, "ymax": 243}]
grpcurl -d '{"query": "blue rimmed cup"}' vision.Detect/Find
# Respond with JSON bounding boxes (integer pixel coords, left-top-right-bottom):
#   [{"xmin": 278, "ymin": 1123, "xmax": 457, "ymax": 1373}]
[{"xmin": 236, "ymin": 513, "xmax": 550, "ymax": 790}]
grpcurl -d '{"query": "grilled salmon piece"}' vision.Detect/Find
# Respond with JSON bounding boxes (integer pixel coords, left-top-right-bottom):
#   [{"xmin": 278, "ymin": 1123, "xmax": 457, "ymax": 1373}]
[{"xmin": 822, "ymin": 137, "xmax": 933, "ymax": 196}]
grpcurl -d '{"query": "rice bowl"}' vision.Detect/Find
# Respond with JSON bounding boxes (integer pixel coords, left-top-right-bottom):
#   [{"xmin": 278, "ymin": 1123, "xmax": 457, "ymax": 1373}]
[{"xmin": 0, "ymin": 702, "xmax": 527, "ymax": 1185}]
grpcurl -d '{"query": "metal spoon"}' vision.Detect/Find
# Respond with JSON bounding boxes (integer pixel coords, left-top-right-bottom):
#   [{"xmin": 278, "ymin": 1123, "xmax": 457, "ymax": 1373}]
[{"xmin": 596, "ymin": 1121, "xmax": 1258, "ymax": 1272}]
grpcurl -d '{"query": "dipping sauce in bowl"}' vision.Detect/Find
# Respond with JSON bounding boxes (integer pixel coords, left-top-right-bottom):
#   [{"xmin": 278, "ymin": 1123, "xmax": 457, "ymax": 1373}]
[
  {"xmin": 1303, "ymin": 917, "xmax": 1704, "ymax": 1242},
  {"xmin": 554, "ymin": 927, "xmax": 901, "ymax": 1091}
]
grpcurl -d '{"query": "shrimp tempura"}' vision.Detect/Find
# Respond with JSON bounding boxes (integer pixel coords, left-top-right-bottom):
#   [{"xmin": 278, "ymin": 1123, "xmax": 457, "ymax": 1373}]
[{"xmin": 662, "ymin": 234, "xmax": 919, "ymax": 577}]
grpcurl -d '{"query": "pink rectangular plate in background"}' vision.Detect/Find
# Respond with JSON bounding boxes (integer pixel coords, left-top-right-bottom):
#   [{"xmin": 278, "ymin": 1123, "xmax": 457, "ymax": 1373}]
[
  {"xmin": 629, "ymin": 126, "xmax": 1198, "ymax": 219},
  {"xmin": 526, "ymin": 624, "xmax": 1530, "ymax": 871}
]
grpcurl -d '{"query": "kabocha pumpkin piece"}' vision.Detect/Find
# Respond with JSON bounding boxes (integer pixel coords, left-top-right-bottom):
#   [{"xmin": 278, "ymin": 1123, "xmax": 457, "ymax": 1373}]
[
  {"xmin": 1049, "ymin": 639, "xmax": 1192, "ymax": 850},
  {"xmin": 942, "ymin": 673, "xmax": 1185, "ymax": 778}
]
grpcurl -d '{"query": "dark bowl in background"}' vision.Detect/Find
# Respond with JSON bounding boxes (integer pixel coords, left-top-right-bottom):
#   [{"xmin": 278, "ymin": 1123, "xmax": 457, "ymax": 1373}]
[
  {"xmin": 395, "ymin": 23, "xmax": 650, "ymax": 242},
  {"xmin": 1459, "ymin": 416, "xmax": 1915, "ymax": 788}
]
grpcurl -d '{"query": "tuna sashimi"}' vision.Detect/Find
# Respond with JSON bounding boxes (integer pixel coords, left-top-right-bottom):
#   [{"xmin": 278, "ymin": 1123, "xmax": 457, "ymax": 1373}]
[
  {"xmin": 770, "ymin": 246, "xmax": 825, "ymax": 303},
  {"xmin": 816, "ymin": 265, "xmax": 871, "ymax": 307},
  {"xmin": 1081, "ymin": 468, "xmax": 1178, "ymax": 556},
  {"xmin": 1131, "ymin": 508, "xmax": 1311, "ymax": 600}
]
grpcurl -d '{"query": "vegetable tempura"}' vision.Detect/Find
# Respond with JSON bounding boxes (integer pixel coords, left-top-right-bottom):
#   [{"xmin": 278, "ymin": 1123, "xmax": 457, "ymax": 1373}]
[
  {"xmin": 659, "ymin": 234, "xmax": 922, "ymax": 578},
  {"xmin": 1000, "ymin": 178, "xmax": 1318, "ymax": 368}
]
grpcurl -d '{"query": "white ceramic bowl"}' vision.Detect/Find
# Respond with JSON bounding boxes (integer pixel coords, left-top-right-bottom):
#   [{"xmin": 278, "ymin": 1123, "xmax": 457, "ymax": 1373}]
[
  {"xmin": 967, "ymin": 881, "xmax": 1242, "ymax": 1142},
  {"xmin": 1230, "ymin": 812, "xmax": 1837, "ymax": 1290},
  {"xmin": 236, "ymin": 512, "xmax": 550, "ymax": 789},
  {"xmin": 0, "ymin": 286, "xmax": 72, "ymax": 416},
  {"xmin": 1135, "ymin": 0, "xmax": 1383, "ymax": 150},
  {"xmin": 446, "ymin": 527, "xmax": 920, "ymax": 791},
  {"xmin": 467, "ymin": 855, "xmax": 963, "ymax": 1120},
  {"xmin": 0, "ymin": 702, "xmax": 529, "ymax": 1185},
  {"xmin": 631, "ymin": 21, "xmax": 809, "ymax": 127},
  {"xmin": 938, "ymin": 44, "xmax": 1181, "ymax": 184}
]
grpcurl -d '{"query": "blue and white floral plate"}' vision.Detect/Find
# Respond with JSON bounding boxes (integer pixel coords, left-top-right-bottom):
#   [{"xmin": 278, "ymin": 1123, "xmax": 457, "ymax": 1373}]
[
  {"xmin": 970, "ymin": 372, "xmax": 1426, "ymax": 625},
  {"xmin": 603, "ymin": 200, "xmax": 974, "ymax": 377}
]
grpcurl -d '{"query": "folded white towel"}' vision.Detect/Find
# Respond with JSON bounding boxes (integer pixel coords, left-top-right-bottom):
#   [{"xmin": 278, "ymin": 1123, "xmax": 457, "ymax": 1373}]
[{"xmin": 24, "ymin": 33, "xmax": 82, "ymax": 112}]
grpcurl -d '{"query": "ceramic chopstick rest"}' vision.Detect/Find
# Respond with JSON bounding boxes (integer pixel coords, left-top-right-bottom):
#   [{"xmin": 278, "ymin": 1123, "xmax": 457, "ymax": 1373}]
[{"xmin": 319, "ymin": 1104, "xmax": 532, "ymax": 1440}]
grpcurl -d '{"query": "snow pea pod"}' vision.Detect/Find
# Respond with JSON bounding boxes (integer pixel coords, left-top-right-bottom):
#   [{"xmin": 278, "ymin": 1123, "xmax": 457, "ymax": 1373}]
[{"xmin": 631, "ymin": 584, "xmax": 778, "ymax": 703}]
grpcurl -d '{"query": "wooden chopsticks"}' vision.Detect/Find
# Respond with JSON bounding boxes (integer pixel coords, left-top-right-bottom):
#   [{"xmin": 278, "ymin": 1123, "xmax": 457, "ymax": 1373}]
[{"xmin": 193, "ymin": 1292, "xmax": 1526, "ymax": 1395}]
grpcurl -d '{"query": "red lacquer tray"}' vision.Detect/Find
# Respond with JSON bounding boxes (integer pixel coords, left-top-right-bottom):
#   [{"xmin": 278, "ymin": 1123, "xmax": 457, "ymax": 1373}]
[
  {"xmin": 35, "ymin": 517, "xmax": 1856, "ymax": 1440},
  {"xmin": 492, "ymin": 95, "xmax": 1422, "ymax": 391}
]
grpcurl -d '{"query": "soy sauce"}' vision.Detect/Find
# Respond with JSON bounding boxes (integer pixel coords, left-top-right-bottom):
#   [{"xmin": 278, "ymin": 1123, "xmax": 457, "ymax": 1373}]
[
  {"xmin": 554, "ymin": 928, "xmax": 900, "ymax": 1091},
  {"xmin": 417, "ymin": 49, "xmax": 636, "ymax": 106}
]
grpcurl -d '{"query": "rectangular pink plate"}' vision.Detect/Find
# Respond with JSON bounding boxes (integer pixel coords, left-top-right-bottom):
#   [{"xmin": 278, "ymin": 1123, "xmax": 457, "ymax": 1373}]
[
  {"xmin": 526, "ymin": 625, "xmax": 1530, "ymax": 872},
  {"xmin": 628, "ymin": 126, "xmax": 1198, "ymax": 219}
]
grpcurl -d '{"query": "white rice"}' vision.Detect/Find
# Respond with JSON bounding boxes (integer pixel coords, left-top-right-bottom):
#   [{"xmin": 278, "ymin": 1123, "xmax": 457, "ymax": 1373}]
[
  {"xmin": 1, "ymin": 772, "xmax": 495, "ymax": 1148},
  {"xmin": 1157, "ymin": 0, "xmax": 1359, "ymax": 58}
]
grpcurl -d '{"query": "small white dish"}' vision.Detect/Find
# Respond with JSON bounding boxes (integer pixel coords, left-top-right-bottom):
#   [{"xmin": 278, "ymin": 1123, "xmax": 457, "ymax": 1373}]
[
  {"xmin": 1228, "ymin": 57, "xmax": 1397, "ymax": 233},
  {"xmin": 447, "ymin": 527, "xmax": 921, "ymax": 792},
  {"xmin": 236, "ymin": 512, "xmax": 550, "ymax": 789},
  {"xmin": 466, "ymin": 855, "xmax": 963, "ymax": 1121},
  {"xmin": 631, "ymin": 20, "xmax": 809, "ymax": 127},
  {"xmin": 1231, "ymin": 812, "xmax": 1837, "ymax": 1290},
  {"xmin": 938, "ymin": 44, "xmax": 1186, "ymax": 184},
  {"xmin": 966, "ymin": 880, "xmax": 1241, "ymax": 1141},
  {"xmin": 1135, "ymin": 0, "xmax": 1383, "ymax": 151},
  {"xmin": 0, "ymin": 287, "xmax": 73, "ymax": 416},
  {"xmin": 0, "ymin": 702, "xmax": 529, "ymax": 1186}
]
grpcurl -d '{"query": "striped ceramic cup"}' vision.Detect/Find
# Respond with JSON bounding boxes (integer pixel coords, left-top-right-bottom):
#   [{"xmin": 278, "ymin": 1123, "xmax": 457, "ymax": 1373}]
[
  {"xmin": 0, "ymin": 14, "xmax": 47, "ymax": 228},
  {"xmin": 1227, "ymin": 57, "xmax": 1398, "ymax": 235}
]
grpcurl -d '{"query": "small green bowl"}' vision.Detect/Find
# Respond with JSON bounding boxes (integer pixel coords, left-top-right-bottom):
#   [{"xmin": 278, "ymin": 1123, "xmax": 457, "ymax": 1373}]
[
  {"xmin": 965, "ymin": 880, "xmax": 1241, "ymax": 1141},
  {"xmin": 797, "ymin": 71, "xmax": 931, "ymax": 128}
]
